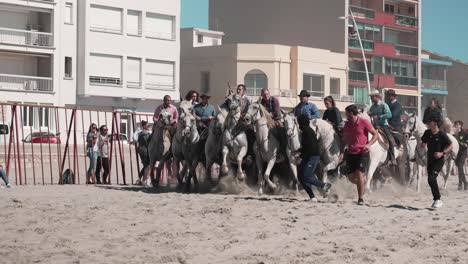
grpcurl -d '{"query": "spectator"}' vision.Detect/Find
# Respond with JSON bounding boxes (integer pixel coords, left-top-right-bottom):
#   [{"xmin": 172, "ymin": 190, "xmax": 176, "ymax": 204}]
[
  {"xmin": 86, "ymin": 123, "xmax": 98, "ymax": 184},
  {"xmin": 96, "ymin": 125, "xmax": 110, "ymax": 184},
  {"xmin": 136, "ymin": 120, "xmax": 151, "ymax": 185},
  {"xmin": 453, "ymin": 120, "xmax": 468, "ymax": 190},
  {"xmin": 423, "ymin": 98, "xmax": 443, "ymax": 126},
  {"xmin": 0, "ymin": 164, "xmax": 11, "ymax": 188}
]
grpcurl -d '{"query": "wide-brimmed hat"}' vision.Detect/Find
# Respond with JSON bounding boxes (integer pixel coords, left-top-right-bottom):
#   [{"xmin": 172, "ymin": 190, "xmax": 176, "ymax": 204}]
[
  {"xmin": 298, "ymin": 90, "xmax": 311, "ymax": 97},
  {"xmin": 386, "ymin": 89, "xmax": 397, "ymax": 96},
  {"xmin": 200, "ymin": 93, "xmax": 211, "ymax": 99},
  {"xmin": 369, "ymin": 89, "xmax": 381, "ymax": 97}
]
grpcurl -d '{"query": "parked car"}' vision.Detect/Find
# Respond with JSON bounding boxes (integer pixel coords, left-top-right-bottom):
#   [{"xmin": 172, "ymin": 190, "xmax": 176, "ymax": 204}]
[
  {"xmin": 0, "ymin": 122, "xmax": 10, "ymax": 145},
  {"xmin": 23, "ymin": 131, "xmax": 61, "ymax": 144}
]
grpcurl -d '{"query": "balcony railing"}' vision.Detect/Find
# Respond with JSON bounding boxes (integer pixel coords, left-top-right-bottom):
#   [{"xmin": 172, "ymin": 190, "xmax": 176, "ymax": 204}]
[
  {"xmin": 0, "ymin": 73, "xmax": 53, "ymax": 92},
  {"xmin": 330, "ymin": 94, "xmax": 355, "ymax": 103},
  {"xmin": 422, "ymin": 79, "xmax": 447, "ymax": 91},
  {"xmin": 395, "ymin": 44, "xmax": 418, "ymax": 57},
  {"xmin": 395, "ymin": 76, "xmax": 418, "ymax": 86},
  {"xmin": 89, "ymin": 76, "xmax": 122, "ymax": 86},
  {"xmin": 350, "ymin": 5, "xmax": 375, "ymax": 19},
  {"xmin": 0, "ymin": 27, "xmax": 53, "ymax": 47},
  {"xmin": 349, "ymin": 39, "xmax": 374, "ymax": 51},
  {"xmin": 145, "ymin": 31, "xmax": 176, "ymax": 41},
  {"xmin": 395, "ymin": 14, "xmax": 418, "ymax": 27},
  {"xmin": 349, "ymin": 71, "xmax": 374, "ymax": 82}
]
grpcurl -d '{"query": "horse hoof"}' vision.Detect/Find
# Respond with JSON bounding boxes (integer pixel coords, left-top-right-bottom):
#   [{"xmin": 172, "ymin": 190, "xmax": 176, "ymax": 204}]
[
  {"xmin": 258, "ymin": 188, "xmax": 264, "ymax": 196},
  {"xmin": 365, "ymin": 188, "xmax": 372, "ymax": 194},
  {"xmin": 221, "ymin": 165, "xmax": 229, "ymax": 175},
  {"xmin": 237, "ymin": 172, "xmax": 246, "ymax": 181}
]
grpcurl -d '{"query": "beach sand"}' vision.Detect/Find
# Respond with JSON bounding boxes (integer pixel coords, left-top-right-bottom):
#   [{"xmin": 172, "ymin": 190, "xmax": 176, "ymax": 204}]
[{"xmin": 1, "ymin": 178, "xmax": 467, "ymax": 264}]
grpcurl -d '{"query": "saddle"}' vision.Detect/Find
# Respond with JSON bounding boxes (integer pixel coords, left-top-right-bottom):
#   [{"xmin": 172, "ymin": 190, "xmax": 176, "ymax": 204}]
[{"xmin": 377, "ymin": 127, "xmax": 390, "ymax": 150}]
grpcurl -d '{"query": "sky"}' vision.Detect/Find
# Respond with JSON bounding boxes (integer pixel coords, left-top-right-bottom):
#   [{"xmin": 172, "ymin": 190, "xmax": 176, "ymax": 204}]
[{"xmin": 181, "ymin": 0, "xmax": 468, "ymax": 62}]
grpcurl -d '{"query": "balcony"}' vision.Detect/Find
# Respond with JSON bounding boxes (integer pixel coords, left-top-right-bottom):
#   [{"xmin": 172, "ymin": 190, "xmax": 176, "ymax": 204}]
[
  {"xmin": 330, "ymin": 94, "xmax": 355, "ymax": 103},
  {"xmin": 422, "ymin": 79, "xmax": 447, "ymax": 91},
  {"xmin": 395, "ymin": 14, "xmax": 418, "ymax": 28},
  {"xmin": 395, "ymin": 76, "xmax": 418, "ymax": 87},
  {"xmin": 349, "ymin": 70, "xmax": 374, "ymax": 82},
  {"xmin": 395, "ymin": 44, "xmax": 418, "ymax": 57},
  {"xmin": 349, "ymin": 39, "xmax": 374, "ymax": 51},
  {"xmin": 350, "ymin": 5, "xmax": 375, "ymax": 20},
  {"xmin": 0, "ymin": 27, "xmax": 53, "ymax": 48},
  {"xmin": 0, "ymin": 74, "xmax": 53, "ymax": 92}
]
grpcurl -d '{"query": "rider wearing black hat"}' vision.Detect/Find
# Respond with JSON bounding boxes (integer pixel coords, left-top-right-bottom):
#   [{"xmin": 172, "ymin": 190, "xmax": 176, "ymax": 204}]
[{"xmin": 386, "ymin": 89, "xmax": 403, "ymax": 133}]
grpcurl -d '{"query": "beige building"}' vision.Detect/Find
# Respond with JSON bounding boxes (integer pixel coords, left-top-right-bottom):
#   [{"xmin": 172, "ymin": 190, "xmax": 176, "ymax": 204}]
[{"xmin": 181, "ymin": 28, "xmax": 351, "ymax": 111}]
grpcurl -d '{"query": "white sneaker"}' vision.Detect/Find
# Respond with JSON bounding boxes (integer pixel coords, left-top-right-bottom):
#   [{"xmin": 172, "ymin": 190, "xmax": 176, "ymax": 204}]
[
  {"xmin": 6, "ymin": 184, "xmax": 11, "ymax": 188},
  {"xmin": 309, "ymin": 197, "xmax": 319, "ymax": 203},
  {"xmin": 432, "ymin": 200, "xmax": 443, "ymax": 208}
]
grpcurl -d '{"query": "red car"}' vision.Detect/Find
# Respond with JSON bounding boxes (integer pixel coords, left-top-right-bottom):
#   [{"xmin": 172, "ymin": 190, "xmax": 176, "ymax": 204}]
[{"xmin": 23, "ymin": 132, "xmax": 61, "ymax": 144}]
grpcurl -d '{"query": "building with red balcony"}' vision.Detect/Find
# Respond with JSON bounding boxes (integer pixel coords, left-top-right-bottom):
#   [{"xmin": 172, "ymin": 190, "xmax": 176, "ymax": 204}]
[{"xmin": 348, "ymin": 0, "xmax": 421, "ymax": 112}]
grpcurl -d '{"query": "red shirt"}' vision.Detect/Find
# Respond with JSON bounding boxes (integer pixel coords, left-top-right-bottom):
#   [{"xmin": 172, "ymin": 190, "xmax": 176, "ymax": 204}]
[{"xmin": 343, "ymin": 116, "xmax": 373, "ymax": 154}]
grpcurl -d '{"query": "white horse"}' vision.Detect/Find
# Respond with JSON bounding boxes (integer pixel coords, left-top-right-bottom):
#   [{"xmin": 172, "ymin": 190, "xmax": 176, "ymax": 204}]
[
  {"xmin": 244, "ymin": 103, "xmax": 298, "ymax": 195},
  {"xmin": 172, "ymin": 100, "xmax": 193, "ymax": 188},
  {"xmin": 403, "ymin": 113, "xmax": 459, "ymax": 190},
  {"xmin": 205, "ymin": 108, "xmax": 227, "ymax": 184},
  {"xmin": 310, "ymin": 119, "xmax": 342, "ymax": 183},
  {"xmin": 145, "ymin": 109, "xmax": 173, "ymax": 188},
  {"xmin": 221, "ymin": 92, "xmax": 249, "ymax": 182},
  {"xmin": 358, "ymin": 109, "xmax": 403, "ymax": 193}
]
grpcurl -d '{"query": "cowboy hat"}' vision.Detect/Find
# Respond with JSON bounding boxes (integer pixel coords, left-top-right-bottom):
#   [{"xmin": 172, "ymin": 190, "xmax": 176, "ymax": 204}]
[
  {"xmin": 200, "ymin": 93, "xmax": 211, "ymax": 99},
  {"xmin": 298, "ymin": 90, "xmax": 311, "ymax": 97},
  {"xmin": 369, "ymin": 89, "xmax": 381, "ymax": 97},
  {"xmin": 386, "ymin": 89, "xmax": 397, "ymax": 96}
]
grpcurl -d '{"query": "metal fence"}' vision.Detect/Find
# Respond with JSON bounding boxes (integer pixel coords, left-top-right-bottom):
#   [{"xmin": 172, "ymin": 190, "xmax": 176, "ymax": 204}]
[{"xmin": 0, "ymin": 102, "xmax": 176, "ymax": 186}]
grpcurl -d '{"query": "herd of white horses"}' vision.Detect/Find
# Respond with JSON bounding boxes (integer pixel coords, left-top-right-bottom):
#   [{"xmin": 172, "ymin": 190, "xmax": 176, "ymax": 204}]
[{"xmin": 142, "ymin": 89, "xmax": 460, "ymax": 197}]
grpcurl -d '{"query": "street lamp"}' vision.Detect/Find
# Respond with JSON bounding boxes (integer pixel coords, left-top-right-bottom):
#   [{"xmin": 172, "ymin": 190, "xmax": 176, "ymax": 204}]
[{"xmin": 339, "ymin": 9, "xmax": 372, "ymax": 104}]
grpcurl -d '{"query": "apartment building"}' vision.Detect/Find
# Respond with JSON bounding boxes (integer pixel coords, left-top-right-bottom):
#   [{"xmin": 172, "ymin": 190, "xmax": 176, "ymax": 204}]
[
  {"xmin": 181, "ymin": 28, "xmax": 350, "ymax": 111},
  {"xmin": 209, "ymin": 0, "xmax": 422, "ymax": 113},
  {"xmin": 0, "ymin": 0, "xmax": 180, "ymax": 114}
]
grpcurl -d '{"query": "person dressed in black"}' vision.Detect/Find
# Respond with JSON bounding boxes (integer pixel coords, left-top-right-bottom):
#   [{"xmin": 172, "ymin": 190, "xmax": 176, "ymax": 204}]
[
  {"xmin": 322, "ymin": 96, "xmax": 343, "ymax": 131},
  {"xmin": 295, "ymin": 114, "xmax": 332, "ymax": 202},
  {"xmin": 385, "ymin": 89, "xmax": 403, "ymax": 133},
  {"xmin": 136, "ymin": 120, "xmax": 151, "ymax": 185},
  {"xmin": 453, "ymin": 120, "xmax": 468, "ymax": 190},
  {"xmin": 423, "ymin": 98, "xmax": 443, "ymax": 127},
  {"xmin": 421, "ymin": 115, "xmax": 453, "ymax": 209}
]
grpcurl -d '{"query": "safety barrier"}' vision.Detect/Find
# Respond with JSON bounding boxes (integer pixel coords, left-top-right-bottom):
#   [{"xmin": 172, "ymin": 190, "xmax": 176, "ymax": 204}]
[{"xmin": 0, "ymin": 102, "xmax": 176, "ymax": 186}]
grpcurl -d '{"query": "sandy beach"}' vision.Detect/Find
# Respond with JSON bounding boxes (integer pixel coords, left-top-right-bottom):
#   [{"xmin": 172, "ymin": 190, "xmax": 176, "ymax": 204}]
[{"xmin": 1, "ymin": 177, "xmax": 467, "ymax": 264}]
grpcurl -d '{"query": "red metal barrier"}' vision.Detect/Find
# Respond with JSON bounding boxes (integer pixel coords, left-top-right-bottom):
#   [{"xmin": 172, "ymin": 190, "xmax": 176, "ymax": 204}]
[{"xmin": 0, "ymin": 102, "xmax": 173, "ymax": 186}]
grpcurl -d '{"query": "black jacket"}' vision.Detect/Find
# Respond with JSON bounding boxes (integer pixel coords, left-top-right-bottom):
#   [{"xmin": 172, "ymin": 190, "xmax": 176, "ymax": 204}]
[
  {"xmin": 322, "ymin": 107, "xmax": 343, "ymax": 128},
  {"xmin": 423, "ymin": 107, "xmax": 442, "ymax": 124},
  {"xmin": 298, "ymin": 125, "xmax": 320, "ymax": 159},
  {"xmin": 388, "ymin": 100, "xmax": 402, "ymax": 127}
]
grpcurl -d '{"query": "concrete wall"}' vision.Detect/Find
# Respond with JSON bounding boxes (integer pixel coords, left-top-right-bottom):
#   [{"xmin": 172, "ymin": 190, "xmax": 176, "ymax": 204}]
[{"xmin": 209, "ymin": 0, "xmax": 347, "ymax": 54}]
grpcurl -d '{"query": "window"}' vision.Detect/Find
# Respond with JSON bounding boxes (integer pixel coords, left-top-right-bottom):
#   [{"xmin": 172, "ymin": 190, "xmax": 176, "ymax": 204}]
[
  {"xmin": 90, "ymin": 5, "xmax": 122, "ymax": 34},
  {"xmin": 197, "ymin": 34, "xmax": 204, "ymax": 43},
  {"xmin": 244, "ymin": 70, "xmax": 268, "ymax": 97},
  {"xmin": 127, "ymin": 57, "xmax": 141, "ymax": 88},
  {"xmin": 23, "ymin": 105, "xmax": 35, "ymax": 127},
  {"xmin": 127, "ymin": 10, "xmax": 142, "ymax": 36},
  {"xmin": 303, "ymin": 74, "xmax": 324, "ymax": 98},
  {"xmin": 146, "ymin": 13, "xmax": 175, "ymax": 40},
  {"xmin": 65, "ymin": 3, "xmax": 73, "ymax": 24},
  {"xmin": 385, "ymin": 3, "xmax": 395, "ymax": 14},
  {"xmin": 89, "ymin": 53, "xmax": 122, "ymax": 85},
  {"xmin": 372, "ymin": 56, "xmax": 383, "ymax": 74},
  {"xmin": 356, "ymin": 22, "xmax": 382, "ymax": 41},
  {"xmin": 145, "ymin": 59, "xmax": 175, "ymax": 90},
  {"xmin": 351, "ymin": 86, "xmax": 370, "ymax": 105},
  {"xmin": 330, "ymin": 78, "xmax": 340, "ymax": 95},
  {"xmin": 385, "ymin": 58, "xmax": 417, "ymax": 77},
  {"xmin": 65, "ymin": 57, "xmax": 72, "ymax": 78},
  {"xmin": 201, "ymin": 72, "xmax": 210, "ymax": 93}
]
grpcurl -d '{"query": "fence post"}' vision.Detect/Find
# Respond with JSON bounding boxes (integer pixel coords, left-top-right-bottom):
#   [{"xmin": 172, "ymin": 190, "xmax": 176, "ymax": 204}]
[
  {"xmin": 13, "ymin": 104, "xmax": 22, "ymax": 185},
  {"xmin": 6, "ymin": 104, "xmax": 16, "ymax": 179},
  {"xmin": 108, "ymin": 112, "xmax": 115, "ymax": 184},
  {"xmin": 60, "ymin": 108, "xmax": 75, "ymax": 184},
  {"xmin": 114, "ymin": 112, "xmax": 126, "ymax": 185}
]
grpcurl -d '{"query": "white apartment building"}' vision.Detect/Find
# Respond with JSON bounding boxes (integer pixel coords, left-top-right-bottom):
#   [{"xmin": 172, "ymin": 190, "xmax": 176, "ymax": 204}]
[{"xmin": 0, "ymin": 0, "xmax": 180, "ymax": 114}]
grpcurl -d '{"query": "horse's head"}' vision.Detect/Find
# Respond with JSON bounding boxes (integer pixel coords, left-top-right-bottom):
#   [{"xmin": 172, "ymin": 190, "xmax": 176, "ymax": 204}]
[
  {"xmin": 403, "ymin": 112, "xmax": 417, "ymax": 140},
  {"xmin": 180, "ymin": 113, "xmax": 195, "ymax": 140},
  {"xmin": 211, "ymin": 112, "xmax": 225, "ymax": 136},
  {"xmin": 244, "ymin": 102, "xmax": 262, "ymax": 126},
  {"xmin": 178, "ymin": 100, "xmax": 193, "ymax": 120},
  {"xmin": 283, "ymin": 113, "xmax": 301, "ymax": 152},
  {"xmin": 158, "ymin": 109, "xmax": 172, "ymax": 127}
]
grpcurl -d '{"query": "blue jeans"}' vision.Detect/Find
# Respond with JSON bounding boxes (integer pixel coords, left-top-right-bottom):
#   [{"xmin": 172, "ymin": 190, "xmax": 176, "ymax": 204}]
[
  {"xmin": 298, "ymin": 155, "xmax": 325, "ymax": 198},
  {"xmin": 87, "ymin": 150, "xmax": 99, "ymax": 175},
  {"xmin": 0, "ymin": 167, "xmax": 9, "ymax": 185}
]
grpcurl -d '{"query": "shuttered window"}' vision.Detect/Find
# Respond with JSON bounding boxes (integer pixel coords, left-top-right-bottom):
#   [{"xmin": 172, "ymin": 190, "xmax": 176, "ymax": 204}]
[
  {"xmin": 90, "ymin": 5, "xmax": 122, "ymax": 34},
  {"xmin": 145, "ymin": 60, "xmax": 174, "ymax": 90},
  {"xmin": 127, "ymin": 10, "xmax": 142, "ymax": 36},
  {"xmin": 89, "ymin": 53, "xmax": 122, "ymax": 85},
  {"xmin": 127, "ymin": 57, "xmax": 141, "ymax": 88},
  {"xmin": 145, "ymin": 13, "xmax": 175, "ymax": 40}
]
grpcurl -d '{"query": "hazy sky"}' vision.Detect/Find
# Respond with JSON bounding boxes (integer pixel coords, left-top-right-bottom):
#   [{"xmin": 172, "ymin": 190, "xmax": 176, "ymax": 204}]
[{"xmin": 181, "ymin": 0, "xmax": 468, "ymax": 62}]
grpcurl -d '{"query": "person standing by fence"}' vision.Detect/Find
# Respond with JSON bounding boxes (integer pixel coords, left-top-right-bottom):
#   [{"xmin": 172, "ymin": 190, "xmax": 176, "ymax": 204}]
[
  {"xmin": 136, "ymin": 120, "xmax": 151, "ymax": 185},
  {"xmin": 96, "ymin": 125, "xmax": 110, "ymax": 184},
  {"xmin": 86, "ymin": 123, "xmax": 99, "ymax": 184}
]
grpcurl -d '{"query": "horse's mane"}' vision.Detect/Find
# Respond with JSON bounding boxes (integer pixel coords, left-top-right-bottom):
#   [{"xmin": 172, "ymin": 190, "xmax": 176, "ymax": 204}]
[
  {"xmin": 179, "ymin": 100, "xmax": 193, "ymax": 114},
  {"xmin": 258, "ymin": 104, "xmax": 275, "ymax": 129}
]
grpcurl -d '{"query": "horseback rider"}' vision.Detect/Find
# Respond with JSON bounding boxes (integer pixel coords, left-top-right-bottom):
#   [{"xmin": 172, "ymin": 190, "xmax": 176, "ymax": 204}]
[
  {"xmin": 153, "ymin": 95, "xmax": 178, "ymax": 128},
  {"xmin": 237, "ymin": 84, "xmax": 255, "ymax": 164},
  {"xmin": 423, "ymin": 98, "xmax": 443, "ymax": 127},
  {"xmin": 259, "ymin": 87, "xmax": 287, "ymax": 148},
  {"xmin": 194, "ymin": 93, "xmax": 216, "ymax": 140},
  {"xmin": 294, "ymin": 90, "xmax": 321, "ymax": 120},
  {"xmin": 368, "ymin": 89, "xmax": 396, "ymax": 165},
  {"xmin": 322, "ymin": 95, "xmax": 343, "ymax": 132},
  {"xmin": 385, "ymin": 89, "xmax": 403, "ymax": 133}
]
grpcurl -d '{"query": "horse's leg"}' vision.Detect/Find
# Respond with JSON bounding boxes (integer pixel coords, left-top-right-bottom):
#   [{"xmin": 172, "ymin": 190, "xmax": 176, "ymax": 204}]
[
  {"xmin": 416, "ymin": 164, "xmax": 423, "ymax": 192},
  {"xmin": 236, "ymin": 146, "xmax": 248, "ymax": 181},
  {"xmin": 222, "ymin": 146, "xmax": 230, "ymax": 175},
  {"xmin": 206, "ymin": 158, "xmax": 214, "ymax": 186},
  {"xmin": 256, "ymin": 154, "xmax": 265, "ymax": 195},
  {"xmin": 288, "ymin": 161, "xmax": 299, "ymax": 193},
  {"xmin": 365, "ymin": 155, "xmax": 380, "ymax": 194},
  {"xmin": 443, "ymin": 161, "xmax": 451, "ymax": 189},
  {"xmin": 264, "ymin": 157, "xmax": 277, "ymax": 190}
]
